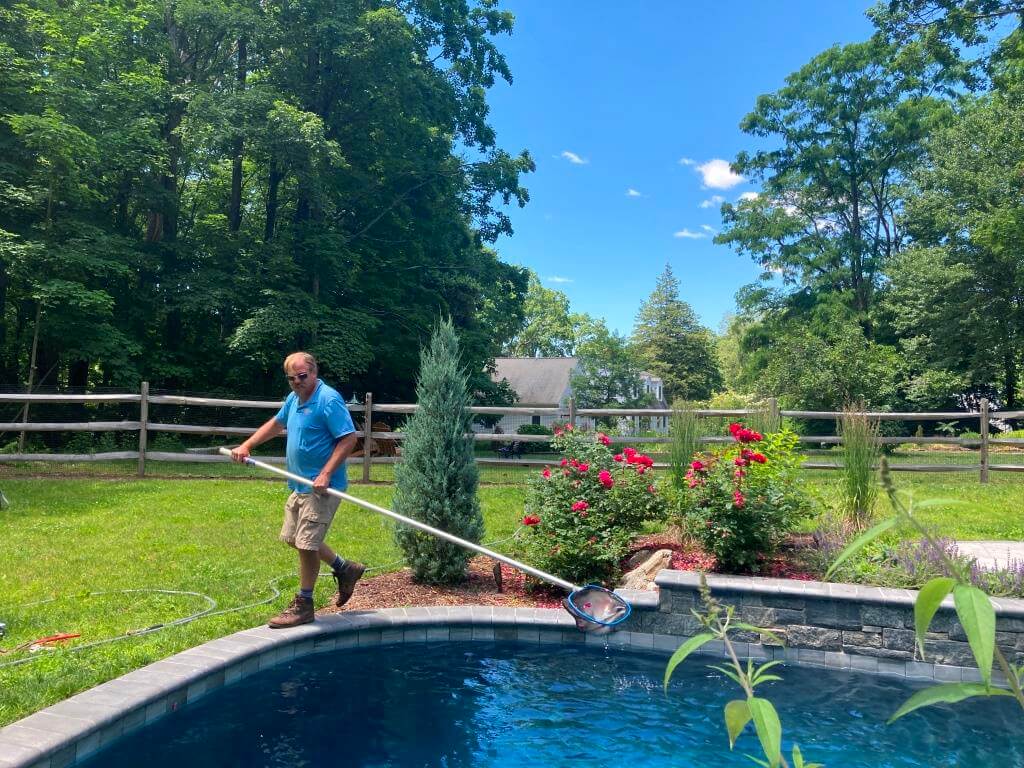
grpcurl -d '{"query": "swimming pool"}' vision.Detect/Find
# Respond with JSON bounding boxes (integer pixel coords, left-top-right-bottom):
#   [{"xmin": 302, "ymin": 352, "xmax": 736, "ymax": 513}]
[{"xmin": 78, "ymin": 642, "xmax": 1020, "ymax": 768}]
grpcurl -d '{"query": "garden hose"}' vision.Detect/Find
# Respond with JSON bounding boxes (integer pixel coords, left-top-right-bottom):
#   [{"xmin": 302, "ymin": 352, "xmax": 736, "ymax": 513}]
[{"xmin": 0, "ymin": 528, "xmax": 527, "ymax": 670}]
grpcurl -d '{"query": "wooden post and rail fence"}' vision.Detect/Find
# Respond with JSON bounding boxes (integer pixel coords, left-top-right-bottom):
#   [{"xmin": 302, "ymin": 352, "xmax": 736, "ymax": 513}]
[{"xmin": 0, "ymin": 387, "xmax": 1022, "ymax": 482}]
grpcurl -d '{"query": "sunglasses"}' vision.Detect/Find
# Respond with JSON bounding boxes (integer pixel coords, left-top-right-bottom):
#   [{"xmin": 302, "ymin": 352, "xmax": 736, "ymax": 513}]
[{"xmin": 285, "ymin": 372, "xmax": 310, "ymax": 383}]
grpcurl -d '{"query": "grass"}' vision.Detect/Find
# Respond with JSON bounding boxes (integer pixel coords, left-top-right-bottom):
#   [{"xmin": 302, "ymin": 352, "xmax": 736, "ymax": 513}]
[
  {"xmin": 0, "ymin": 478, "xmax": 525, "ymax": 726},
  {"xmin": 804, "ymin": 473, "xmax": 1024, "ymax": 540}
]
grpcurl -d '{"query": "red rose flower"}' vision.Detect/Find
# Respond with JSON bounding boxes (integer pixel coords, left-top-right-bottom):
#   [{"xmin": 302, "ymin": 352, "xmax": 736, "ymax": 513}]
[
  {"xmin": 523, "ymin": 515, "xmax": 541, "ymax": 526},
  {"xmin": 597, "ymin": 433, "xmax": 611, "ymax": 446},
  {"xmin": 541, "ymin": 467, "xmax": 551, "ymax": 479},
  {"xmin": 598, "ymin": 469, "xmax": 614, "ymax": 489},
  {"xmin": 571, "ymin": 500, "xmax": 589, "ymax": 512}
]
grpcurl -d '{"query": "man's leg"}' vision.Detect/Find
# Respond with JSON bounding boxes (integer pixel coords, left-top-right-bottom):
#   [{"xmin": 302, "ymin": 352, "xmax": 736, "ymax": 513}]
[
  {"xmin": 298, "ymin": 548, "xmax": 320, "ymax": 592},
  {"xmin": 267, "ymin": 494, "xmax": 316, "ymax": 629},
  {"xmin": 318, "ymin": 542, "xmax": 337, "ymax": 565}
]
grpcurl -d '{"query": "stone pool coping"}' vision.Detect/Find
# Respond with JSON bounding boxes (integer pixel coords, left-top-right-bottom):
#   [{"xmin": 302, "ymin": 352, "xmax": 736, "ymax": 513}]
[{"xmin": 3, "ymin": 574, "xmax": 1022, "ymax": 768}]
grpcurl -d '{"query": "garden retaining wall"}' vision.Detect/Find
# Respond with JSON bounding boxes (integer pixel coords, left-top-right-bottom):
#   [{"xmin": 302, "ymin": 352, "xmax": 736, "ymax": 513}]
[{"xmin": 644, "ymin": 570, "xmax": 1024, "ymax": 682}]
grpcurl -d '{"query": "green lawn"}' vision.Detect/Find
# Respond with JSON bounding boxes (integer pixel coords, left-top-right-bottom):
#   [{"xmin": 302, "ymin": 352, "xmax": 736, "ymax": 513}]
[
  {"xmin": 805, "ymin": 473, "xmax": 1024, "ymax": 540},
  {"xmin": 0, "ymin": 478, "xmax": 525, "ymax": 726}
]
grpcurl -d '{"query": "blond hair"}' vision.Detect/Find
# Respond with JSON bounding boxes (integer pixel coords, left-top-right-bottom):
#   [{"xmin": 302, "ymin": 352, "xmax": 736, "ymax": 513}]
[{"xmin": 283, "ymin": 352, "xmax": 317, "ymax": 374}]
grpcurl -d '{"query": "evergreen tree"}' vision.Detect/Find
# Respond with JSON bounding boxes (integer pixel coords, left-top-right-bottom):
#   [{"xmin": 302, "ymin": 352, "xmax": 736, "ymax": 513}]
[
  {"xmin": 632, "ymin": 264, "xmax": 722, "ymax": 402},
  {"xmin": 393, "ymin": 319, "xmax": 483, "ymax": 584}
]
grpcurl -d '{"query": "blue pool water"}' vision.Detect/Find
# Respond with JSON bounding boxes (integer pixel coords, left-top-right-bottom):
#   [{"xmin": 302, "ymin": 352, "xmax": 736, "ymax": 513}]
[{"xmin": 80, "ymin": 642, "xmax": 1021, "ymax": 767}]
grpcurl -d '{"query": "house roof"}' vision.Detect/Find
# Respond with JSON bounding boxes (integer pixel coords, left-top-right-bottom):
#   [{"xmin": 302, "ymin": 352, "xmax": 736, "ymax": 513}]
[{"xmin": 491, "ymin": 357, "xmax": 578, "ymax": 405}]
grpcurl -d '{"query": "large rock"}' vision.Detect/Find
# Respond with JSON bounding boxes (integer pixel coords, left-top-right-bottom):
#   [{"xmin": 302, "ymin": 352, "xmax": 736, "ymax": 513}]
[{"xmin": 618, "ymin": 549, "xmax": 672, "ymax": 591}]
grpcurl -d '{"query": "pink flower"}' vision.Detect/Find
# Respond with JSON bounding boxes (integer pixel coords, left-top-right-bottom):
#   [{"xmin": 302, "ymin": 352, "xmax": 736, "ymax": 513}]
[
  {"xmin": 571, "ymin": 500, "xmax": 589, "ymax": 512},
  {"xmin": 523, "ymin": 515, "xmax": 541, "ymax": 526},
  {"xmin": 578, "ymin": 462, "xmax": 589, "ymax": 472},
  {"xmin": 734, "ymin": 457, "xmax": 748, "ymax": 467},
  {"xmin": 613, "ymin": 454, "xmax": 624, "ymax": 462},
  {"xmin": 691, "ymin": 460, "xmax": 705, "ymax": 472},
  {"xmin": 734, "ymin": 469, "xmax": 745, "ymax": 479},
  {"xmin": 733, "ymin": 490, "xmax": 745, "ymax": 508},
  {"xmin": 579, "ymin": 510, "xmax": 588, "ymax": 518},
  {"xmin": 636, "ymin": 465, "xmax": 646, "ymax": 475},
  {"xmin": 647, "ymin": 484, "xmax": 656, "ymax": 494},
  {"xmin": 541, "ymin": 467, "xmax": 551, "ymax": 479},
  {"xmin": 623, "ymin": 447, "xmax": 637, "ymax": 459},
  {"xmin": 560, "ymin": 458, "xmax": 568, "ymax": 467},
  {"xmin": 598, "ymin": 470, "xmax": 614, "ymax": 489},
  {"xmin": 554, "ymin": 427, "xmax": 563, "ymax": 436},
  {"xmin": 597, "ymin": 433, "xmax": 611, "ymax": 446}
]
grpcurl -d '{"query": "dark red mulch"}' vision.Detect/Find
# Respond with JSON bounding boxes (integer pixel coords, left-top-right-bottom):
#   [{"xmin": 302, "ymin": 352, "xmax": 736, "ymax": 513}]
[
  {"xmin": 319, "ymin": 556, "xmax": 564, "ymax": 617},
  {"xmin": 320, "ymin": 535, "xmax": 819, "ymax": 617}
]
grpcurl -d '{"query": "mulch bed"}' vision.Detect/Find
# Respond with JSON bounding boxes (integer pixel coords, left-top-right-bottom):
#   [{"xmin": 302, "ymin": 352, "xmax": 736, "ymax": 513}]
[{"xmin": 319, "ymin": 535, "xmax": 818, "ymax": 617}]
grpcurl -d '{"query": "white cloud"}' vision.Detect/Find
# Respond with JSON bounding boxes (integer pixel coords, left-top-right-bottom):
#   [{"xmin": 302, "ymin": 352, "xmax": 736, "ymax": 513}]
[
  {"xmin": 701, "ymin": 224, "xmax": 717, "ymax": 234},
  {"xmin": 546, "ymin": 275, "xmax": 573, "ymax": 284},
  {"xmin": 560, "ymin": 150, "xmax": 589, "ymax": 165},
  {"xmin": 696, "ymin": 158, "xmax": 744, "ymax": 189},
  {"xmin": 678, "ymin": 157, "xmax": 696, "ymax": 166},
  {"xmin": 739, "ymin": 191, "xmax": 759, "ymax": 201},
  {"xmin": 626, "ymin": 188, "xmax": 643, "ymax": 197},
  {"xmin": 673, "ymin": 228, "xmax": 707, "ymax": 240},
  {"xmin": 699, "ymin": 195, "xmax": 725, "ymax": 209}
]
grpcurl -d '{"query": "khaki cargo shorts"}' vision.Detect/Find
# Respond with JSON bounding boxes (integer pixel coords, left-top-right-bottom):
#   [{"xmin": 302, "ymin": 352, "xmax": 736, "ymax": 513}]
[{"xmin": 280, "ymin": 491, "xmax": 341, "ymax": 550}]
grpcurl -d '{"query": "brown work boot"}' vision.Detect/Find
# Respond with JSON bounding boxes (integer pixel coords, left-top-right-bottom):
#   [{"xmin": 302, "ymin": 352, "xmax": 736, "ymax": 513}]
[
  {"xmin": 268, "ymin": 595, "xmax": 314, "ymax": 628},
  {"xmin": 333, "ymin": 561, "xmax": 366, "ymax": 607}
]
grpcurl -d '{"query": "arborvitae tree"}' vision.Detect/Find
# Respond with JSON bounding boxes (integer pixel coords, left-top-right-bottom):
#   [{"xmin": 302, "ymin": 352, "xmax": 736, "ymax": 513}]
[
  {"xmin": 393, "ymin": 319, "xmax": 484, "ymax": 584},
  {"xmin": 632, "ymin": 264, "xmax": 723, "ymax": 401}
]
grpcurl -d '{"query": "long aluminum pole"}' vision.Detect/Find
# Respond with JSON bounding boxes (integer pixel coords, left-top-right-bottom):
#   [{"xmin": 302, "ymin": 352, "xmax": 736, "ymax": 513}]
[{"xmin": 218, "ymin": 448, "xmax": 578, "ymax": 592}]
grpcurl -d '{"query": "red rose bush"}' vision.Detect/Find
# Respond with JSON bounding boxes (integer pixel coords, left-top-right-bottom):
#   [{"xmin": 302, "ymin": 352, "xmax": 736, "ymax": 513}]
[{"xmin": 520, "ymin": 426, "xmax": 665, "ymax": 585}]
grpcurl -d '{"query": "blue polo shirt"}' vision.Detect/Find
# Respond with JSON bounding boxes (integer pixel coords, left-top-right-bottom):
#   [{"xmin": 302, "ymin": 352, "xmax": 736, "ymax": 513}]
[{"xmin": 274, "ymin": 380, "xmax": 355, "ymax": 492}]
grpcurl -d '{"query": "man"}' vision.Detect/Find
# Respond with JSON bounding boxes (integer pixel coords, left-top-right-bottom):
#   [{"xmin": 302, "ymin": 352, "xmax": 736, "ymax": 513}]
[{"xmin": 231, "ymin": 352, "xmax": 365, "ymax": 628}]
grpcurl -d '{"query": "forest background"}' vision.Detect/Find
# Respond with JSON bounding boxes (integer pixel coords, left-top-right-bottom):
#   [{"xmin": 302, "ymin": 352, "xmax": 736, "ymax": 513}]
[{"xmin": 1, "ymin": 0, "xmax": 1022, "ymax": 426}]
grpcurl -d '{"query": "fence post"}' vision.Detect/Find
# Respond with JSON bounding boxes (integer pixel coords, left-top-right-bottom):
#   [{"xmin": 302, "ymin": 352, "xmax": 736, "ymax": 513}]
[
  {"xmin": 979, "ymin": 397, "xmax": 989, "ymax": 484},
  {"xmin": 362, "ymin": 392, "xmax": 373, "ymax": 483},
  {"xmin": 768, "ymin": 397, "xmax": 780, "ymax": 433},
  {"xmin": 137, "ymin": 381, "xmax": 149, "ymax": 477},
  {"xmin": 568, "ymin": 397, "xmax": 576, "ymax": 429}
]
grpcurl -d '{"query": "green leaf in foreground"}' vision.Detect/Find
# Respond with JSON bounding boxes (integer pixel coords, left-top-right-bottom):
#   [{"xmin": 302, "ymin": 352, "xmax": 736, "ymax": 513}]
[
  {"xmin": 724, "ymin": 699, "xmax": 752, "ymax": 748},
  {"xmin": 889, "ymin": 682, "xmax": 1014, "ymax": 723},
  {"xmin": 825, "ymin": 516, "xmax": 897, "ymax": 580},
  {"xmin": 953, "ymin": 584, "xmax": 996, "ymax": 685},
  {"xmin": 914, "ymin": 577, "xmax": 955, "ymax": 655},
  {"xmin": 748, "ymin": 697, "xmax": 782, "ymax": 768},
  {"xmin": 663, "ymin": 633, "xmax": 715, "ymax": 690}
]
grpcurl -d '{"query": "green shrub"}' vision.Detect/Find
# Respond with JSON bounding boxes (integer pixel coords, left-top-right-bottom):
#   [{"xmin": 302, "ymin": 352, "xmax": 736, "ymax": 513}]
[
  {"xmin": 393, "ymin": 319, "xmax": 483, "ymax": 585},
  {"xmin": 668, "ymin": 401, "xmax": 702, "ymax": 490},
  {"xmin": 521, "ymin": 428, "xmax": 665, "ymax": 585},
  {"xmin": 681, "ymin": 424, "xmax": 814, "ymax": 572},
  {"xmin": 839, "ymin": 404, "xmax": 881, "ymax": 528},
  {"xmin": 516, "ymin": 423, "xmax": 552, "ymax": 453}
]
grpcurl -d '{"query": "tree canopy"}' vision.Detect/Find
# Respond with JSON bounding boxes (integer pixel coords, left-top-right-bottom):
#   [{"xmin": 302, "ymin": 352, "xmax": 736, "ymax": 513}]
[{"xmin": 0, "ymin": 0, "xmax": 532, "ymax": 401}]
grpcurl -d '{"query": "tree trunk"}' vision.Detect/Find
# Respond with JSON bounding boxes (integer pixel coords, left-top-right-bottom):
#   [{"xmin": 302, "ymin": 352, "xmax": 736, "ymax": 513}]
[
  {"xmin": 1005, "ymin": 352, "xmax": 1018, "ymax": 410},
  {"xmin": 228, "ymin": 38, "xmax": 247, "ymax": 232},
  {"xmin": 264, "ymin": 159, "xmax": 282, "ymax": 242}
]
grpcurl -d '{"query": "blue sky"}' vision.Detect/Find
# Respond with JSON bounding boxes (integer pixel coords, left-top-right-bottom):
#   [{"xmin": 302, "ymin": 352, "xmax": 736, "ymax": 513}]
[{"xmin": 486, "ymin": 1, "xmax": 876, "ymax": 336}]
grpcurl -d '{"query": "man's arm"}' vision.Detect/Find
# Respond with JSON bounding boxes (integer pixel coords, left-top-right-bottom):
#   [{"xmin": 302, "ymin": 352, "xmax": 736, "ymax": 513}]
[
  {"xmin": 312, "ymin": 433, "xmax": 358, "ymax": 491},
  {"xmin": 231, "ymin": 417, "xmax": 285, "ymax": 463}
]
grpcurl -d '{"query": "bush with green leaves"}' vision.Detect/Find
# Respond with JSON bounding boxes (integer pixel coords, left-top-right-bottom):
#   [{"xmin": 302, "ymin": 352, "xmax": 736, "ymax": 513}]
[
  {"xmin": 681, "ymin": 424, "xmax": 814, "ymax": 572},
  {"xmin": 393, "ymin": 319, "xmax": 483, "ymax": 585},
  {"xmin": 520, "ymin": 427, "xmax": 665, "ymax": 585},
  {"xmin": 516, "ymin": 423, "xmax": 553, "ymax": 452}
]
